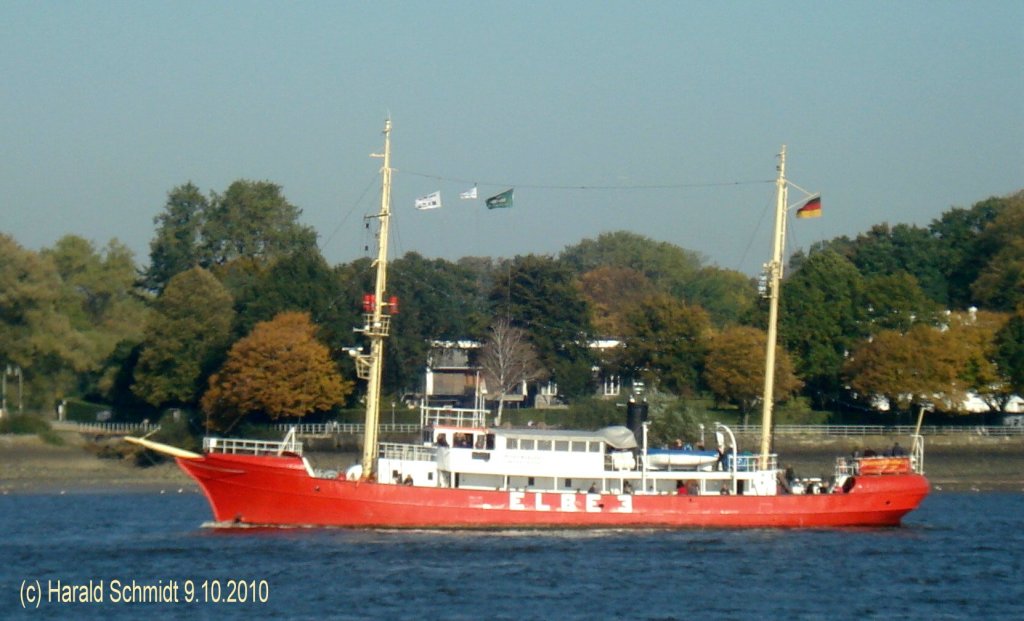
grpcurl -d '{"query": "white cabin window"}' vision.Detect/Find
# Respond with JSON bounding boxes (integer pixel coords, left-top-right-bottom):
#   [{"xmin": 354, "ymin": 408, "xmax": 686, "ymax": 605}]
[
  {"xmin": 537, "ymin": 440, "xmax": 552, "ymax": 451},
  {"xmin": 507, "ymin": 438, "xmax": 518, "ymax": 450},
  {"xmin": 571, "ymin": 441, "xmax": 586, "ymax": 452},
  {"xmin": 588, "ymin": 442, "xmax": 601, "ymax": 453},
  {"xmin": 521, "ymin": 439, "xmax": 535, "ymax": 450},
  {"xmin": 555, "ymin": 441, "xmax": 569, "ymax": 451}
]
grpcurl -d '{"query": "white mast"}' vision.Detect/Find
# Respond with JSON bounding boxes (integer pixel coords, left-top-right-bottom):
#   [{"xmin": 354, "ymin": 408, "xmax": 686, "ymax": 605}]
[
  {"xmin": 759, "ymin": 145, "xmax": 788, "ymax": 464},
  {"xmin": 354, "ymin": 119, "xmax": 394, "ymax": 481}
]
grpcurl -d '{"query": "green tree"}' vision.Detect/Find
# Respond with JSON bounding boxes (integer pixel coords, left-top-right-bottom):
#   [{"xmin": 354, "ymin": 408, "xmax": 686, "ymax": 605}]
[
  {"xmin": 201, "ymin": 311, "xmax": 353, "ymax": 431},
  {"xmin": 845, "ymin": 223, "xmax": 948, "ymax": 304},
  {"xmin": 132, "ymin": 268, "xmax": 235, "ymax": 408},
  {"xmin": 233, "ymin": 249, "xmax": 357, "ymax": 347},
  {"xmin": 861, "ymin": 271, "xmax": 940, "ymax": 333},
  {"xmin": 0, "ymin": 235, "xmax": 91, "ymax": 407},
  {"xmin": 490, "ymin": 255, "xmax": 595, "ymax": 399},
  {"xmin": 779, "ymin": 249, "xmax": 866, "ymax": 408},
  {"xmin": 969, "ymin": 195, "xmax": 1024, "ymax": 311},
  {"xmin": 994, "ymin": 305, "xmax": 1024, "ymax": 397},
  {"xmin": 930, "ymin": 194, "xmax": 1009, "ymax": 308},
  {"xmin": 201, "ymin": 180, "xmax": 317, "ymax": 267},
  {"xmin": 43, "ymin": 235, "xmax": 149, "ymax": 401},
  {"xmin": 619, "ymin": 293, "xmax": 710, "ymax": 396},
  {"xmin": 382, "ymin": 252, "xmax": 491, "ymax": 395},
  {"xmin": 144, "ymin": 180, "xmax": 317, "ymax": 293},
  {"xmin": 143, "ymin": 183, "xmax": 208, "ymax": 292},
  {"xmin": 703, "ymin": 325, "xmax": 802, "ymax": 423},
  {"xmin": 682, "ymin": 266, "xmax": 756, "ymax": 327}
]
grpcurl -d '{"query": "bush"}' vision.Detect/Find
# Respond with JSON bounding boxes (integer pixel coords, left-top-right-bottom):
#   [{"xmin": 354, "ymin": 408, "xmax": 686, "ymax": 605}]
[
  {"xmin": 0, "ymin": 414, "xmax": 64, "ymax": 445},
  {"xmin": 151, "ymin": 410, "xmax": 202, "ymax": 455},
  {"xmin": 0, "ymin": 414, "xmax": 51, "ymax": 435}
]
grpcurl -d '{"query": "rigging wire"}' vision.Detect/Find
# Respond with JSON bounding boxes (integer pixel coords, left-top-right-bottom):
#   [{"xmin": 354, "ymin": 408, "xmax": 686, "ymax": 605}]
[
  {"xmin": 401, "ymin": 169, "xmax": 773, "ymax": 192},
  {"xmin": 323, "ymin": 173, "xmax": 379, "ymax": 251}
]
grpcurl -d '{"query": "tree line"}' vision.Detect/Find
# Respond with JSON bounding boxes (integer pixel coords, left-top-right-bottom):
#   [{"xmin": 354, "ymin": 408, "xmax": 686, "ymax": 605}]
[{"xmin": 1, "ymin": 180, "xmax": 1021, "ymax": 429}]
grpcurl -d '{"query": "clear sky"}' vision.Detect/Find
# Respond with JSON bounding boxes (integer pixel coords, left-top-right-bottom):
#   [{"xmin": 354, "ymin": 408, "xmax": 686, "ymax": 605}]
[{"xmin": 2, "ymin": 1, "xmax": 1021, "ymax": 275}]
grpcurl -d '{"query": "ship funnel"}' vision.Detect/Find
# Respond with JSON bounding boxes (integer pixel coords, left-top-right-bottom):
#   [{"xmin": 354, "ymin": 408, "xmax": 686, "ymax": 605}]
[{"xmin": 625, "ymin": 396, "xmax": 648, "ymax": 444}]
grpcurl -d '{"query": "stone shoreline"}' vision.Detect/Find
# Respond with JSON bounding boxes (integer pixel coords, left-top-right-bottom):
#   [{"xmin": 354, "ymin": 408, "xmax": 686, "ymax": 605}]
[{"xmin": 2, "ymin": 431, "xmax": 1021, "ymax": 494}]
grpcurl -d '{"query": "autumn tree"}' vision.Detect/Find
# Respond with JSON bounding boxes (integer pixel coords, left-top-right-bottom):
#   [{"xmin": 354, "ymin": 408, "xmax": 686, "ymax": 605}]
[
  {"xmin": 132, "ymin": 268, "xmax": 235, "ymax": 408},
  {"xmin": 578, "ymin": 266, "xmax": 657, "ymax": 336},
  {"xmin": 945, "ymin": 309, "xmax": 1011, "ymax": 412},
  {"xmin": 703, "ymin": 326, "xmax": 802, "ymax": 424},
  {"xmin": 560, "ymin": 231, "xmax": 703, "ymax": 295},
  {"xmin": 561, "ymin": 231, "xmax": 751, "ymax": 325},
  {"xmin": 479, "ymin": 318, "xmax": 545, "ymax": 424},
  {"xmin": 619, "ymin": 293, "xmax": 711, "ymax": 396},
  {"xmin": 201, "ymin": 312, "xmax": 352, "ymax": 431},
  {"xmin": 843, "ymin": 325, "xmax": 963, "ymax": 416}
]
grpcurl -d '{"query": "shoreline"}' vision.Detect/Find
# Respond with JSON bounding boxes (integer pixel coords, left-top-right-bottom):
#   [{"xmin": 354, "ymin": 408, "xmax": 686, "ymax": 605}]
[{"xmin": 2, "ymin": 431, "xmax": 1022, "ymax": 495}]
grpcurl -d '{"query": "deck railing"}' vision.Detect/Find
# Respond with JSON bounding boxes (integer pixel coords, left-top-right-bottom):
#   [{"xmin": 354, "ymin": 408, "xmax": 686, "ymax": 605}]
[
  {"xmin": 204, "ymin": 435, "xmax": 303, "ymax": 456},
  {"xmin": 270, "ymin": 422, "xmax": 421, "ymax": 435},
  {"xmin": 269, "ymin": 422, "xmax": 1024, "ymax": 437},
  {"xmin": 379, "ymin": 442, "xmax": 436, "ymax": 462},
  {"xmin": 420, "ymin": 405, "xmax": 488, "ymax": 429}
]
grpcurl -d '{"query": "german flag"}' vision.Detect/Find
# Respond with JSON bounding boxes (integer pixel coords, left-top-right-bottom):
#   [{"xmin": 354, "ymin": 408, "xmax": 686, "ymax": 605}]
[{"xmin": 796, "ymin": 195, "xmax": 822, "ymax": 219}]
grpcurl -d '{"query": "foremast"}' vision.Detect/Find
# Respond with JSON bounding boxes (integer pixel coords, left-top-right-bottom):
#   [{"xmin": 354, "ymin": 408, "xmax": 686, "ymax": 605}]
[
  {"xmin": 354, "ymin": 119, "xmax": 394, "ymax": 481},
  {"xmin": 759, "ymin": 146, "xmax": 789, "ymax": 465}
]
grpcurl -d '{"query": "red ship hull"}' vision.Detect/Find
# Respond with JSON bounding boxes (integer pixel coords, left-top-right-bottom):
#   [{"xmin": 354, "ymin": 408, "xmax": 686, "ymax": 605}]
[{"xmin": 178, "ymin": 453, "xmax": 929, "ymax": 529}]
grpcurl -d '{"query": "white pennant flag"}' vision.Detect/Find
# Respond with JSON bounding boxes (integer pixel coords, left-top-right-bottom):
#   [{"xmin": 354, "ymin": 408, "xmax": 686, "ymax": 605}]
[
  {"xmin": 414, "ymin": 191, "xmax": 442, "ymax": 210},
  {"xmin": 459, "ymin": 186, "xmax": 478, "ymax": 200}
]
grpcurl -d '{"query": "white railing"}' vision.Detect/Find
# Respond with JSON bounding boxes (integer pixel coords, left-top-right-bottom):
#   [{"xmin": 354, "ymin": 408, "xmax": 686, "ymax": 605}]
[
  {"xmin": 265, "ymin": 422, "xmax": 1024, "ymax": 438},
  {"xmin": 54, "ymin": 421, "xmax": 162, "ymax": 434},
  {"xmin": 271, "ymin": 422, "xmax": 420, "ymax": 435},
  {"xmin": 420, "ymin": 405, "xmax": 488, "ymax": 429},
  {"xmin": 379, "ymin": 442, "xmax": 436, "ymax": 462},
  {"xmin": 205, "ymin": 434, "xmax": 303, "ymax": 456}
]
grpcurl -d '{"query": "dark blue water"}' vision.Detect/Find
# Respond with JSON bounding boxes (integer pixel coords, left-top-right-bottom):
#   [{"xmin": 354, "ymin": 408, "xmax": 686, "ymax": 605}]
[{"xmin": 2, "ymin": 491, "xmax": 1022, "ymax": 620}]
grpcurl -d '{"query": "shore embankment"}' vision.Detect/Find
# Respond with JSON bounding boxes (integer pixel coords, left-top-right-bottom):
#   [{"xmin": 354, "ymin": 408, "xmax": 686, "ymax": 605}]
[{"xmin": 1, "ymin": 430, "xmax": 1021, "ymax": 494}]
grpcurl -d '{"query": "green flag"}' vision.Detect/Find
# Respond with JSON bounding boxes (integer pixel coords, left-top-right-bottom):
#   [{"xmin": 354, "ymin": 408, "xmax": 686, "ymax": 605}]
[{"xmin": 486, "ymin": 188, "xmax": 514, "ymax": 209}]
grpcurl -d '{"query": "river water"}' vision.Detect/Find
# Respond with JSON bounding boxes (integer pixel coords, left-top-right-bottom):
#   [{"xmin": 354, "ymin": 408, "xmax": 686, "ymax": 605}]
[{"xmin": 2, "ymin": 491, "xmax": 1022, "ymax": 620}]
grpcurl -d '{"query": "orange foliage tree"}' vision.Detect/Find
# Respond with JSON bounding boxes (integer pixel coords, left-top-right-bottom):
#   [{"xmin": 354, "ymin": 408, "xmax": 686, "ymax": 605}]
[
  {"xmin": 201, "ymin": 311, "xmax": 352, "ymax": 431},
  {"xmin": 703, "ymin": 325, "xmax": 802, "ymax": 424},
  {"xmin": 844, "ymin": 324, "xmax": 962, "ymax": 414}
]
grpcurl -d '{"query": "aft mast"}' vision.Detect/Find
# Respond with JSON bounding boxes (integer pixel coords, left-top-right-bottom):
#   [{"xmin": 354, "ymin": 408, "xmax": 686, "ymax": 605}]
[
  {"xmin": 354, "ymin": 119, "xmax": 394, "ymax": 481},
  {"xmin": 759, "ymin": 145, "xmax": 788, "ymax": 465}
]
